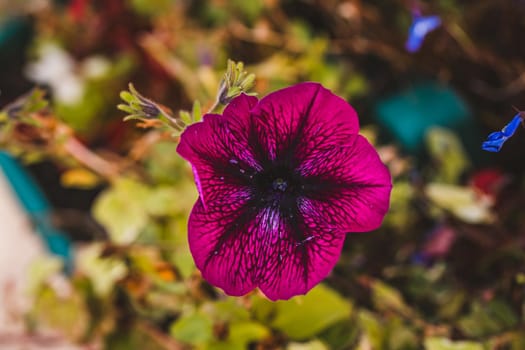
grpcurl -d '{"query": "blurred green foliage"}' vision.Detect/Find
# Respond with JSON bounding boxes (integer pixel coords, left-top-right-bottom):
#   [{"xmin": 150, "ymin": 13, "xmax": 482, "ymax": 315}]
[{"xmin": 1, "ymin": 0, "xmax": 525, "ymax": 349}]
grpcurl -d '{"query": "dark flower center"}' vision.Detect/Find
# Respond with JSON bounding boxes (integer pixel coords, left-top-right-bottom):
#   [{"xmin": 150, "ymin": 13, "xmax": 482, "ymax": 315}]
[
  {"xmin": 272, "ymin": 178, "xmax": 288, "ymax": 192},
  {"xmin": 253, "ymin": 165, "xmax": 302, "ymax": 201}
]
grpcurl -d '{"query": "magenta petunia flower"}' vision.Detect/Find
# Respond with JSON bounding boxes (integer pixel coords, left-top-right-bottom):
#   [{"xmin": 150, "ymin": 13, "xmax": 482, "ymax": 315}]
[{"xmin": 177, "ymin": 82, "xmax": 392, "ymax": 300}]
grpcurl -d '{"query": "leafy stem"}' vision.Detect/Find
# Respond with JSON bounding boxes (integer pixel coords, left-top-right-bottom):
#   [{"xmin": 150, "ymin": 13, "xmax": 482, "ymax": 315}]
[{"xmin": 120, "ymin": 59, "xmax": 256, "ymax": 131}]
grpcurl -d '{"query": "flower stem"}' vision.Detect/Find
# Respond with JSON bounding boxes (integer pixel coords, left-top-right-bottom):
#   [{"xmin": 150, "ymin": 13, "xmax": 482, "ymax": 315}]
[
  {"xmin": 63, "ymin": 137, "xmax": 119, "ymax": 180},
  {"xmin": 207, "ymin": 99, "xmax": 222, "ymax": 114}
]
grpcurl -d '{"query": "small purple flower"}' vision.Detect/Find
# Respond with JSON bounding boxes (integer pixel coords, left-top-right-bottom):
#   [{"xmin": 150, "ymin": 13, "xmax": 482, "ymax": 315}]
[
  {"xmin": 405, "ymin": 14, "xmax": 441, "ymax": 52},
  {"xmin": 177, "ymin": 82, "xmax": 392, "ymax": 300},
  {"xmin": 482, "ymin": 113, "xmax": 524, "ymax": 152},
  {"xmin": 411, "ymin": 225, "xmax": 456, "ymax": 266}
]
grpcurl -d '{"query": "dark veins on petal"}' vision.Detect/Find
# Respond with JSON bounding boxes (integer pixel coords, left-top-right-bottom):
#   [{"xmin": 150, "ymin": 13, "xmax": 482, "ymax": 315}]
[
  {"xmin": 204, "ymin": 159, "xmax": 315, "ymax": 284},
  {"xmin": 257, "ymin": 86, "xmax": 321, "ymax": 168}
]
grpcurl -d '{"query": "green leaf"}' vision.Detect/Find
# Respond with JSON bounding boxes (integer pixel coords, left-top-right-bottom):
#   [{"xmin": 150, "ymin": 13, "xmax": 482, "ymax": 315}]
[
  {"xmin": 253, "ymin": 284, "xmax": 353, "ymax": 340},
  {"xmin": 145, "ymin": 141, "xmax": 190, "ymax": 185},
  {"xmin": 425, "ymin": 183, "xmax": 493, "ymax": 224},
  {"xmin": 343, "ymin": 73, "xmax": 369, "ymax": 98},
  {"xmin": 92, "ymin": 178, "xmax": 151, "ymax": 244},
  {"xmin": 183, "ymin": 304, "xmax": 268, "ymax": 349},
  {"xmin": 179, "ymin": 110, "xmax": 193, "ymax": 125},
  {"xmin": 357, "ymin": 310, "xmax": 385, "ymax": 350},
  {"xmin": 286, "ymin": 339, "xmax": 329, "ymax": 350},
  {"xmin": 424, "ymin": 337, "xmax": 484, "ymax": 350},
  {"xmin": 191, "ymin": 99, "xmax": 202, "ymax": 122},
  {"xmin": 2, "ymin": 87, "xmax": 49, "ymax": 119},
  {"xmin": 217, "ymin": 59, "xmax": 256, "ymax": 105},
  {"xmin": 383, "ymin": 181, "xmax": 415, "ymax": 231},
  {"xmin": 371, "ymin": 280, "xmax": 414, "ymax": 317},
  {"xmin": 129, "ymin": 0, "xmax": 173, "ymax": 16},
  {"xmin": 31, "ymin": 286, "xmax": 89, "ymax": 341},
  {"xmin": 385, "ymin": 316, "xmax": 418, "ymax": 350},
  {"xmin": 202, "ymin": 299, "xmax": 251, "ymax": 323},
  {"xmin": 437, "ymin": 290, "xmax": 467, "ymax": 320},
  {"xmin": 230, "ymin": 0, "xmax": 265, "ymax": 24},
  {"xmin": 166, "ymin": 215, "xmax": 196, "ymax": 278},
  {"xmin": 318, "ymin": 319, "xmax": 359, "ymax": 350},
  {"xmin": 105, "ymin": 327, "xmax": 166, "ymax": 350},
  {"xmin": 143, "ymin": 184, "xmax": 197, "ymax": 218},
  {"xmin": 458, "ymin": 299, "xmax": 518, "ymax": 338},
  {"xmin": 27, "ymin": 256, "xmax": 64, "ymax": 294},
  {"xmin": 145, "ymin": 290, "xmax": 187, "ymax": 315},
  {"xmin": 144, "ymin": 186, "xmax": 184, "ymax": 217},
  {"xmin": 119, "ymin": 83, "xmax": 185, "ymax": 132},
  {"xmin": 119, "ymin": 90, "xmax": 135, "ymax": 103},
  {"xmin": 170, "ymin": 244, "xmax": 196, "ymax": 279},
  {"xmin": 206, "ymin": 321, "xmax": 270, "ymax": 350},
  {"xmin": 425, "ymin": 127, "xmax": 471, "ymax": 183},
  {"xmin": 76, "ymin": 243, "xmax": 127, "ymax": 297},
  {"xmin": 117, "ymin": 103, "xmax": 135, "ymax": 114},
  {"xmin": 170, "ymin": 310, "xmax": 214, "ymax": 345}
]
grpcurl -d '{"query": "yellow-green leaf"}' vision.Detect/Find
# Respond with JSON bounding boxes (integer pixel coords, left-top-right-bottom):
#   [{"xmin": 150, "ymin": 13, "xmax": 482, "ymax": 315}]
[
  {"xmin": 76, "ymin": 243, "xmax": 127, "ymax": 297},
  {"xmin": 60, "ymin": 168, "xmax": 101, "ymax": 189},
  {"xmin": 287, "ymin": 339, "xmax": 329, "ymax": 350},
  {"xmin": 92, "ymin": 178, "xmax": 151, "ymax": 244},
  {"xmin": 253, "ymin": 284, "xmax": 353, "ymax": 340},
  {"xmin": 424, "ymin": 337, "xmax": 484, "ymax": 350},
  {"xmin": 425, "ymin": 183, "xmax": 493, "ymax": 224},
  {"xmin": 170, "ymin": 311, "xmax": 213, "ymax": 345}
]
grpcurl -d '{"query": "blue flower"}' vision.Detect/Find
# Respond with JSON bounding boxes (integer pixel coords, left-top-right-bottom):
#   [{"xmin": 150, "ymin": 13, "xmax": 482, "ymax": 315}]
[
  {"xmin": 482, "ymin": 113, "xmax": 524, "ymax": 152},
  {"xmin": 405, "ymin": 15, "xmax": 442, "ymax": 53}
]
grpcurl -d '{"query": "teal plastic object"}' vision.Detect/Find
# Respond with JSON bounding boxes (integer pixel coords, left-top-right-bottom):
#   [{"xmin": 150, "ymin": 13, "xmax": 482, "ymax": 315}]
[
  {"xmin": 0, "ymin": 152, "xmax": 72, "ymax": 271},
  {"xmin": 0, "ymin": 16, "xmax": 32, "ymax": 55},
  {"xmin": 375, "ymin": 82, "xmax": 472, "ymax": 153}
]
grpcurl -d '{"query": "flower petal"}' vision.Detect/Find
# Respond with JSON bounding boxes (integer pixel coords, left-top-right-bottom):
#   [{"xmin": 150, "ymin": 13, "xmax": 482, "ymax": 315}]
[
  {"xmin": 481, "ymin": 132, "xmax": 506, "ymax": 152},
  {"xmin": 251, "ymin": 82, "xmax": 360, "ymax": 165},
  {"xmin": 222, "ymin": 93, "xmax": 259, "ymax": 125},
  {"xmin": 176, "ymin": 94, "xmax": 261, "ymax": 208},
  {"xmin": 188, "ymin": 195, "xmax": 346, "ymax": 300},
  {"xmin": 188, "ymin": 198, "xmax": 258, "ymax": 296},
  {"xmin": 405, "ymin": 15, "xmax": 441, "ymax": 53},
  {"xmin": 257, "ymin": 204, "xmax": 346, "ymax": 301},
  {"xmin": 500, "ymin": 114, "xmax": 523, "ymax": 137},
  {"xmin": 299, "ymin": 134, "xmax": 392, "ymax": 232},
  {"xmin": 481, "ymin": 113, "xmax": 523, "ymax": 152}
]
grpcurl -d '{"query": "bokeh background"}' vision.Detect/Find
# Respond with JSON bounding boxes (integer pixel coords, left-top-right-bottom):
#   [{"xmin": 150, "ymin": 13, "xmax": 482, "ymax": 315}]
[{"xmin": 1, "ymin": 0, "xmax": 525, "ymax": 349}]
